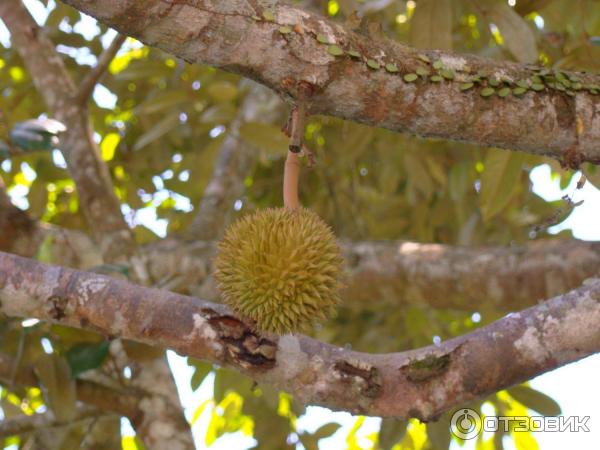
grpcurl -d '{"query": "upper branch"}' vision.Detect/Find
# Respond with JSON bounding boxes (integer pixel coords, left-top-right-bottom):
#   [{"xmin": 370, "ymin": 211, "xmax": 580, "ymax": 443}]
[
  {"xmin": 59, "ymin": 0, "xmax": 600, "ymax": 165},
  {"xmin": 75, "ymin": 33, "xmax": 127, "ymax": 104},
  {"xmin": 1, "ymin": 251, "xmax": 598, "ymax": 419}
]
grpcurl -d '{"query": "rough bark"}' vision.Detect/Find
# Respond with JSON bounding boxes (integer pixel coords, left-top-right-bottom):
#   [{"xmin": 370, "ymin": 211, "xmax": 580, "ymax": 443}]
[
  {"xmin": 59, "ymin": 0, "xmax": 600, "ymax": 166},
  {"xmin": 1, "ymin": 251, "xmax": 598, "ymax": 420}
]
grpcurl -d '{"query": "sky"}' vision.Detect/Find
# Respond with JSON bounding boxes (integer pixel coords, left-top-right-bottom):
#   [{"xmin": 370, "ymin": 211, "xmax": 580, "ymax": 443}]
[{"xmin": 1, "ymin": 1, "xmax": 600, "ymax": 449}]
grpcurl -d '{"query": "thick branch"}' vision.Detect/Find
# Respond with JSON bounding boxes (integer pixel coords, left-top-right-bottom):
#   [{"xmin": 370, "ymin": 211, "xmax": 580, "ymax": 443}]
[
  {"xmin": 75, "ymin": 33, "xmax": 127, "ymax": 104},
  {"xmin": 0, "ymin": 0, "xmax": 136, "ymax": 261},
  {"xmin": 2, "ymin": 201, "xmax": 599, "ymax": 310},
  {"xmin": 1, "ymin": 251, "xmax": 598, "ymax": 419},
  {"xmin": 60, "ymin": 0, "xmax": 600, "ymax": 165}
]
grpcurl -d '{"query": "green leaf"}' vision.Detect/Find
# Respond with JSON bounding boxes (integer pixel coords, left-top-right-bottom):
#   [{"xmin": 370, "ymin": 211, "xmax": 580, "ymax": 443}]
[
  {"xmin": 507, "ymin": 385, "xmax": 562, "ymax": 416},
  {"xmin": 316, "ymin": 33, "xmax": 330, "ymax": 44},
  {"xmin": 385, "ymin": 63, "xmax": 399, "ymax": 73},
  {"xmin": 460, "ymin": 82, "xmax": 474, "ymax": 91},
  {"xmin": 403, "ymin": 73, "xmax": 419, "ymax": 82},
  {"xmin": 497, "ymin": 87, "xmax": 511, "ymax": 97},
  {"xmin": 101, "ymin": 132, "xmax": 120, "ymax": 161},
  {"xmin": 479, "ymin": 149, "xmax": 524, "ymax": 221},
  {"xmin": 133, "ymin": 112, "xmax": 179, "ymax": 151},
  {"xmin": 65, "ymin": 340, "xmax": 110, "ymax": 377},
  {"xmin": 513, "ymin": 87, "xmax": 528, "ymax": 96},
  {"xmin": 367, "ymin": 59, "xmax": 380, "ymax": 70},
  {"xmin": 327, "ymin": 45, "xmax": 344, "ymax": 56},
  {"xmin": 440, "ymin": 69, "xmax": 454, "ymax": 80},
  {"xmin": 33, "ymin": 354, "xmax": 77, "ymax": 422},
  {"xmin": 313, "ymin": 422, "xmax": 342, "ymax": 440},
  {"xmin": 480, "ymin": 87, "xmax": 495, "ymax": 97},
  {"xmin": 239, "ymin": 121, "xmax": 289, "ymax": 155},
  {"xmin": 484, "ymin": 3, "xmax": 537, "ymax": 63},
  {"xmin": 378, "ymin": 418, "xmax": 407, "ymax": 449},
  {"xmin": 207, "ymin": 80, "xmax": 238, "ymax": 103},
  {"xmin": 262, "ymin": 9, "xmax": 275, "ymax": 21},
  {"xmin": 409, "ymin": 0, "xmax": 453, "ymax": 51},
  {"xmin": 189, "ymin": 359, "xmax": 213, "ymax": 390},
  {"xmin": 279, "ymin": 26, "xmax": 292, "ymax": 34},
  {"xmin": 134, "ymin": 90, "xmax": 188, "ymax": 115}
]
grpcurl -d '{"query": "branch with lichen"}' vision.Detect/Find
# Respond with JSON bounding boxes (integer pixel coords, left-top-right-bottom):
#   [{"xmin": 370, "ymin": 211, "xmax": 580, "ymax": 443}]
[
  {"xmin": 1, "ymin": 250, "xmax": 598, "ymax": 419},
  {"xmin": 60, "ymin": 0, "xmax": 600, "ymax": 166}
]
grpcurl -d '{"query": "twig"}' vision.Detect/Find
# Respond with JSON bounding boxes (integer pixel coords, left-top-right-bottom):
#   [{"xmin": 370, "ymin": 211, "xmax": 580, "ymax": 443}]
[
  {"xmin": 283, "ymin": 150, "xmax": 301, "ymax": 209},
  {"xmin": 75, "ymin": 34, "xmax": 127, "ymax": 104}
]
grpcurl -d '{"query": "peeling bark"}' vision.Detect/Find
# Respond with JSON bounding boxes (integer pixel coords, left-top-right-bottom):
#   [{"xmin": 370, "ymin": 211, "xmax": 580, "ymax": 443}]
[
  {"xmin": 1, "ymin": 251, "xmax": 598, "ymax": 419},
  {"xmin": 59, "ymin": 0, "xmax": 600, "ymax": 165}
]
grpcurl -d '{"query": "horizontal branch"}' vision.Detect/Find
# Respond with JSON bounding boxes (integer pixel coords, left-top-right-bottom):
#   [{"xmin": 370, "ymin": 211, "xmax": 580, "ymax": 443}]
[
  {"xmin": 60, "ymin": 0, "xmax": 600, "ymax": 165},
  {"xmin": 2, "ymin": 200, "xmax": 599, "ymax": 310},
  {"xmin": 1, "ymin": 251, "xmax": 598, "ymax": 419},
  {"xmin": 0, "ymin": 405, "xmax": 104, "ymax": 438}
]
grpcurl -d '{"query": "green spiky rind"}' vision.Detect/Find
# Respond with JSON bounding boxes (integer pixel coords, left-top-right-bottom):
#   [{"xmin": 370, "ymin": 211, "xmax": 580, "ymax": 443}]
[{"xmin": 214, "ymin": 208, "xmax": 344, "ymax": 334}]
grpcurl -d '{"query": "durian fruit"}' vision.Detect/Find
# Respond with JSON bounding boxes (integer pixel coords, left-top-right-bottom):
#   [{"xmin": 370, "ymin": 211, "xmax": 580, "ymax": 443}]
[{"xmin": 214, "ymin": 207, "xmax": 344, "ymax": 334}]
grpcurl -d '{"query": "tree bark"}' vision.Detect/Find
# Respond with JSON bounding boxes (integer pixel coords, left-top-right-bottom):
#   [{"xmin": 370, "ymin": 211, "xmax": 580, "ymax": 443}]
[
  {"xmin": 59, "ymin": 0, "xmax": 600, "ymax": 166},
  {"xmin": 1, "ymin": 250, "xmax": 598, "ymax": 420}
]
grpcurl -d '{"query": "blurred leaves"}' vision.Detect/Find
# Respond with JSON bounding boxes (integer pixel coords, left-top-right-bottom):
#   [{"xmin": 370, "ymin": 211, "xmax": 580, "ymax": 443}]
[
  {"xmin": 479, "ymin": 149, "xmax": 525, "ymax": 222},
  {"xmin": 65, "ymin": 340, "xmax": 110, "ymax": 377},
  {"xmin": 33, "ymin": 354, "xmax": 77, "ymax": 422}
]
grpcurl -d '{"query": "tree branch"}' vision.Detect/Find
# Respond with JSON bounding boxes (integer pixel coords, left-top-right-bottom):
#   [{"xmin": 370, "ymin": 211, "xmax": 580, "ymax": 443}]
[
  {"xmin": 59, "ymin": 0, "xmax": 600, "ymax": 166},
  {"xmin": 0, "ymin": 405, "xmax": 105, "ymax": 438},
  {"xmin": 75, "ymin": 33, "xmax": 127, "ymax": 104},
  {"xmin": 2, "ymin": 199, "xmax": 599, "ymax": 311},
  {"xmin": 0, "ymin": 0, "xmax": 136, "ymax": 262},
  {"xmin": 1, "ymin": 251, "xmax": 598, "ymax": 420}
]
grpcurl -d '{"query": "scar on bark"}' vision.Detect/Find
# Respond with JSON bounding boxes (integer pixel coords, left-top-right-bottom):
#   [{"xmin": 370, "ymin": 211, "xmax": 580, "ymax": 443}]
[
  {"xmin": 201, "ymin": 308, "xmax": 277, "ymax": 370},
  {"xmin": 334, "ymin": 359, "xmax": 383, "ymax": 399},
  {"xmin": 402, "ymin": 353, "xmax": 451, "ymax": 382}
]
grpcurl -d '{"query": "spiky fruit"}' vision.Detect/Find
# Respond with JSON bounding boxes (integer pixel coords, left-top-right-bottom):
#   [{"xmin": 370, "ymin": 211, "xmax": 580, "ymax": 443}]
[{"xmin": 214, "ymin": 207, "xmax": 344, "ymax": 334}]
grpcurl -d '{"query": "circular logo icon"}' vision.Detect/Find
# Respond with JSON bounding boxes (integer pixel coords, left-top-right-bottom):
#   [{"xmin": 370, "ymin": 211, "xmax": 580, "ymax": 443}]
[{"xmin": 450, "ymin": 408, "xmax": 482, "ymax": 440}]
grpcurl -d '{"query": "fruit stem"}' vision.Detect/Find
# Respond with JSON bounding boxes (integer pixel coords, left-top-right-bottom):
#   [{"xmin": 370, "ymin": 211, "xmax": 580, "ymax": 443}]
[{"xmin": 284, "ymin": 150, "xmax": 300, "ymax": 209}]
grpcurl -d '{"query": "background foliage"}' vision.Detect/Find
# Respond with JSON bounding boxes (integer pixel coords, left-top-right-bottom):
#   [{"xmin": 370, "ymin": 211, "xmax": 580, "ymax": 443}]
[{"xmin": 1, "ymin": 0, "xmax": 598, "ymax": 448}]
